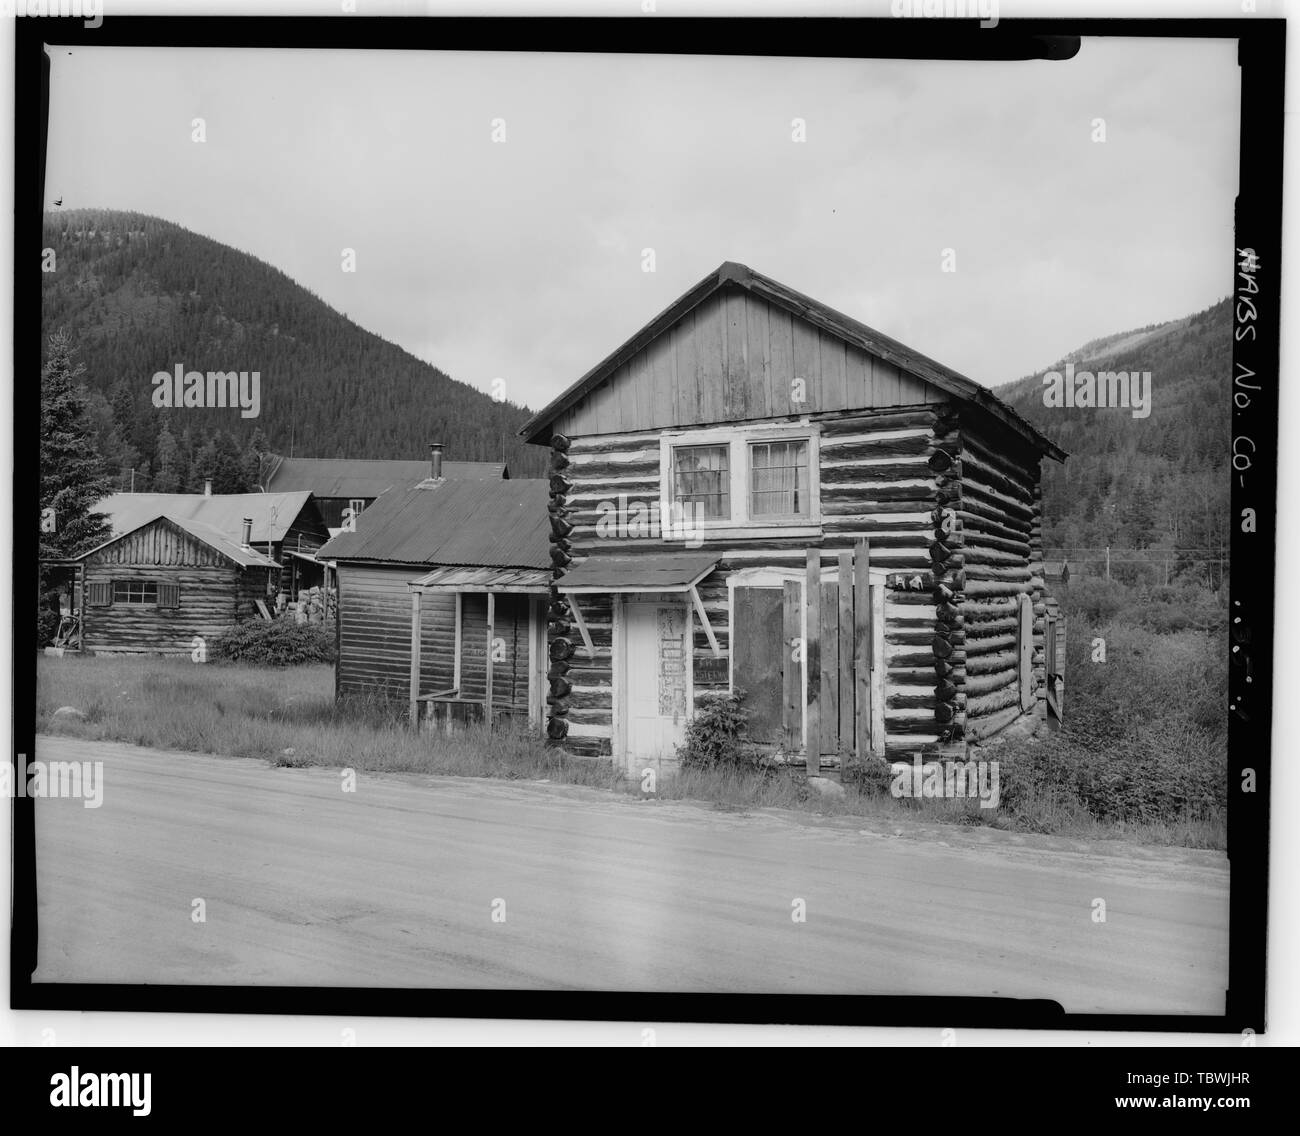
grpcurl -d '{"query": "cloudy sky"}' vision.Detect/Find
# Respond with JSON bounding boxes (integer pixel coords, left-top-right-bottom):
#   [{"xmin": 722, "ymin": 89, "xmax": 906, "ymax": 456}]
[{"xmin": 45, "ymin": 38, "xmax": 1240, "ymax": 411}]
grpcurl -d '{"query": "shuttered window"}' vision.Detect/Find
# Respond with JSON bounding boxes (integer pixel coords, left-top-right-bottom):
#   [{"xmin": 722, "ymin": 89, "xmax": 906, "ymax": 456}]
[
  {"xmin": 157, "ymin": 582, "xmax": 180, "ymax": 610},
  {"xmin": 87, "ymin": 581, "xmax": 113, "ymax": 607},
  {"xmin": 113, "ymin": 580, "xmax": 158, "ymax": 605}
]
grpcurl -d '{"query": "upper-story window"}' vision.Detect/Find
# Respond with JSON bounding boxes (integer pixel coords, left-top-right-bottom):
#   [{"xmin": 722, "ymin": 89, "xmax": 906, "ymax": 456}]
[
  {"xmin": 348, "ymin": 498, "xmax": 366, "ymax": 516},
  {"xmin": 671, "ymin": 444, "xmax": 730, "ymax": 519},
  {"xmin": 663, "ymin": 426, "xmax": 819, "ymax": 530},
  {"xmin": 750, "ymin": 439, "xmax": 810, "ymax": 518}
]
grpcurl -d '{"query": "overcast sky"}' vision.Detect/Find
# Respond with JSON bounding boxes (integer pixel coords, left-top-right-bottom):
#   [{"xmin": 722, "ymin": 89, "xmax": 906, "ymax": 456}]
[{"xmin": 45, "ymin": 39, "xmax": 1240, "ymax": 411}]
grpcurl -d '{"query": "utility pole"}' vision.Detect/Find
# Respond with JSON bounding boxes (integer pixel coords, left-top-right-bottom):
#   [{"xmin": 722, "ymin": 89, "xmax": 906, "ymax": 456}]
[{"xmin": 1105, "ymin": 546, "xmax": 1110, "ymax": 582}]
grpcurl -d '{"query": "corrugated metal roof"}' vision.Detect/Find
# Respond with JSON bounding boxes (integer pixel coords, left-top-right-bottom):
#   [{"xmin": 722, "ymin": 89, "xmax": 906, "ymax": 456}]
[
  {"xmin": 408, "ymin": 566, "xmax": 551, "ymax": 592},
  {"xmin": 559, "ymin": 553, "xmax": 719, "ymax": 591},
  {"xmin": 95, "ymin": 492, "xmax": 314, "ymax": 545},
  {"xmin": 318, "ymin": 479, "xmax": 551, "ymax": 567},
  {"xmin": 75, "ymin": 514, "xmax": 280, "ymax": 569},
  {"xmin": 264, "ymin": 456, "xmax": 507, "ymax": 497}
]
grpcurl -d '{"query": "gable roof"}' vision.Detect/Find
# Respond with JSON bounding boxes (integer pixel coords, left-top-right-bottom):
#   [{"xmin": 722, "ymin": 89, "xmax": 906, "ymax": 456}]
[
  {"xmin": 94, "ymin": 491, "xmax": 317, "ymax": 545},
  {"xmin": 317, "ymin": 478, "xmax": 551, "ymax": 568},
  {"xmin": 520, "ymin": 261, "xmax": 1066, "ymax": 461},
  {"xmin": 262, "ymin": 456, "xmax": 508, "ymax": 498},
  {"xmin": 74, "ymin": 514, "xmax": 280, "ymax": 569}
]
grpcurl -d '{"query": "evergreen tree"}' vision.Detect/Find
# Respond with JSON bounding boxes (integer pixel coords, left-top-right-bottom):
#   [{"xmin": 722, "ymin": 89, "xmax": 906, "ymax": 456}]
[
  {"xmin": 152, "ymin": 421, "xmax": 184, "ymax": 493},
  {"xmin": 210, "ymin": 430, "xmax": 245, "ymax": 492},
  {"xmin": 243, "ymin": 426, "xmax": 270, "ymax": 489},
  {"xmin": 188, "ymin": 434, "xmax": 218, "ymax": 493},
  {"xmin": 40, "ymin": 330, "xmax": 112, "ymax": 565}
]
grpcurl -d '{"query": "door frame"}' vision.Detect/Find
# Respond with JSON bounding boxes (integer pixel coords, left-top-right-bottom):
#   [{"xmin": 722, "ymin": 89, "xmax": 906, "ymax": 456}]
[
  {"xmin": 613, "ymin": 593, "xmax": 694, "ymax": 773},
  {"xmin": 726, "ymin": 565, "xmax": 887, "ymax": 757}
]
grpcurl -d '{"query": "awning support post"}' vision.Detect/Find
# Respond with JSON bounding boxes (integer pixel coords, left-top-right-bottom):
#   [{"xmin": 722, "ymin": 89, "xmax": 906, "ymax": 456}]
[
  {"xmin": 567, "ymin": 594, "xmax": 595, "ymax": 656},
  {"xmin": 689, "ymin": 583, "xmax": 720, "ymax": 657}
]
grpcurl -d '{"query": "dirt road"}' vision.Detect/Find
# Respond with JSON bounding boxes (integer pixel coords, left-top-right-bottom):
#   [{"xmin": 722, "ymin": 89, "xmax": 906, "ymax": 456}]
[{"xmin": 30, "ymin": 736, "xmax": 1229, "ymax": 1011}]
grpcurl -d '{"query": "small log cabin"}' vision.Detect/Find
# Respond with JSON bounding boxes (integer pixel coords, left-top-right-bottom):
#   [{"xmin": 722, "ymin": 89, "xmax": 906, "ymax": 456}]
[
  {"xmin": 521, "ymin": 261, "xmax": 1067, "ymax": 775},
  {"xmin": 70, "ymin": 514, "xmax": 279, "ymax": 656},
  {"xmin": 95, "ymin": 490, "xmax": 330, "ymax": 596},
  {"xmin": 317, "ymin": 474, "xmax": 551, "ymax": 729}
]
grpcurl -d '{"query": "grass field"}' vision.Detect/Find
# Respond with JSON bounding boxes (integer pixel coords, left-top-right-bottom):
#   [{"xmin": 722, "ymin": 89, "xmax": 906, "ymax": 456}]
[{"xmin": 35, "ymin": 646, "xmax": 1226, "ymax": 848}]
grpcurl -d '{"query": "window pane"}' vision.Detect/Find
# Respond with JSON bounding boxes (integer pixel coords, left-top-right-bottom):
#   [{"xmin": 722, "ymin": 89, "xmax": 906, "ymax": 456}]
[
  {"xmin": 751, "ymin": 440, "xmax": 809, "ymax": 516},
  {"xmin": 672, "ymin": 444, "xmax": 729, "ymax": 519}
]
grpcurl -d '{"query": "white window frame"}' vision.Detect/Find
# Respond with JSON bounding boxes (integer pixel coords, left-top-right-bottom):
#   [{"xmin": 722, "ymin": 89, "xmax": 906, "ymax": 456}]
[
  {"xmin": 659, "ymin": 423, "xmax": 821, "ymax": 537},
  {"xmin": 348, "ymin": 498, "xmax": 366, "ymax": 516}
]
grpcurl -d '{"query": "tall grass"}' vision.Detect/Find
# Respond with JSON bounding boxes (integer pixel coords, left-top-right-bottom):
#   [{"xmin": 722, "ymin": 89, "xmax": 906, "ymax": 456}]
[{"xmin": 36, "ymin": 618, "xmax": 1229, "ymax": 850}]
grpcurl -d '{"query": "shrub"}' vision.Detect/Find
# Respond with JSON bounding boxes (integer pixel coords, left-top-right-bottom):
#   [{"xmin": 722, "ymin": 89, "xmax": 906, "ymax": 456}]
[
  {"xmin": 37, "ymin": 609, "xmax": 61, "ymax": 648},
  {"xmin": 677, "ymin": 689, "xmax": 766, "ymax": 771},
  {"xmin": 211, "ymin": 619, "xmax": 336, "ymax": 666},
  {"xmin": 1060, "ymin": 576, "xmax": 1126, "ymax": 623}
]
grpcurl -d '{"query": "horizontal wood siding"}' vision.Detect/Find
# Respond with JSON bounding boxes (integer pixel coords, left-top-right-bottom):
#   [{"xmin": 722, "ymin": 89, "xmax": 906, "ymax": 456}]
[
  {"xmin": 459, "ymin": 594, "xmax": 531, "ymax": 709},
  {"xmin": 336, "ymin": 564, "xmax": 455, "ymax": 700},
  {"xmin": 551, "ymin": 289, "xmax": 940, "ymax": 437}
]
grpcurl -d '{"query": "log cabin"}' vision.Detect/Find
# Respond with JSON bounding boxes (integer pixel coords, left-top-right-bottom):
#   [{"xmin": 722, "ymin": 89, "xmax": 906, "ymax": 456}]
[
  {"xmin": 317, "ymin": 471, "xmax": 551, "ymax": 730},
  {"xmin": 520, "ymin": 261, "xmax": 1067, "ymax": 776},
  {"xmin": 261, "ymin": 448, "xmax": 508, "ymax": 530},
  {"xmin": 69, "ymin": 514, "xmax": 279, "ymax": 656},
  {"xmin": 95, "ymin": 489, "xmax": 330, "ymax": 597}
]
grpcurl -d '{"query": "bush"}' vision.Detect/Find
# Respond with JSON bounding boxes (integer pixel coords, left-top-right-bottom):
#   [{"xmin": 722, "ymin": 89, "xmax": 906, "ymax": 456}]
[
  {"xmin": 211, "ymin": 619, "xmax": 336, "ymax": 666},
  {"xmin": 37, "ymin": 609, "xmax": 61, "ymax": 648},
  {"xmin": 1060, "ymin": 577, "xmax": 1126, "ymax": 623},
  {"xmin": 677, "ymin": 689, "xmax": 767, "ymax": 771}
]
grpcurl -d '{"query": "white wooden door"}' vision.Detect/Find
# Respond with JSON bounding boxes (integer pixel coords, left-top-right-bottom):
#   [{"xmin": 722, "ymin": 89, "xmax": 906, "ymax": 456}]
[{"xmin": 623, "ymin": 601, "xmax": 690, "ymax": 771}]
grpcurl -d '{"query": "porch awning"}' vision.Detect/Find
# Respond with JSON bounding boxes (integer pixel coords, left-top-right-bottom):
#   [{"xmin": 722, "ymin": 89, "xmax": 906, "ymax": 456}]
[
  {"xmin": 408, "ymin": 565, "xmax": 551, "ymax": 594},
  {"xmin": 559, "ymin": 553, "xmax": 722, "ymax": 659},
  {"xmin": 557, "ymin": 553, "xmax": 719, "ymax": 594}
]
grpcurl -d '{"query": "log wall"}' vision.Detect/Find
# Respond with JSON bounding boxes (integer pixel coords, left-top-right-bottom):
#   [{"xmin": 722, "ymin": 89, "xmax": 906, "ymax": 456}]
[
  {"xmin": 954, "ymin": 410, "xmax": 1046, "ymax": 740},
  {"xmin": 543, "ymin": 402, "xmax": 1009, "ymax": 760},
  {"xmin": 82, "ymin": 520, "xmax": 274, "ymax": 655}
]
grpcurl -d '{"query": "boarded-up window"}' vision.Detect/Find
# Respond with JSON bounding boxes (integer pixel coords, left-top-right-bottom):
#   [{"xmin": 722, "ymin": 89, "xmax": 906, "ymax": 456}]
[
  {"xmin": 157, "ymin": 582, "xmax": 180, "ymax": 610},
  {"xmin": 732, "ymin": 587, "xmax": 785, "ymax": 743},
  {"xmin": 1018, "ymin": 592, "xmax": 1035, "ymax": 711},
  {"xmin": 87, "ymin": 580, "xmax": 112, "ymax": 607}
]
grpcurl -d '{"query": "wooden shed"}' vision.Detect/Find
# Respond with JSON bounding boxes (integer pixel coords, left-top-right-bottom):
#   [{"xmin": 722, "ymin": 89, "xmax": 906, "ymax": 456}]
[
  {"xmin": 317, "ymin": 477, "xmax": 551, "ymax": 728},
  {"xmin": 70, "ymin": 514, "xmax": 279, "ymax": 656},
  {"xmin": 521, "ymin": 261, "xmax": 1067, "ymax": 775}
]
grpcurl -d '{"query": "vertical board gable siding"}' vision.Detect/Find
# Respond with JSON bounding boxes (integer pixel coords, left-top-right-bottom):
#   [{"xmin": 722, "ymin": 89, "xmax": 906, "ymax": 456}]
[
  {"xmin": 551, "ymin": 290, "xmax": 936, "ymax": 438},
  {"xmin": 91, "ymin": 520, "xmax": 231, "ymax": 567}
]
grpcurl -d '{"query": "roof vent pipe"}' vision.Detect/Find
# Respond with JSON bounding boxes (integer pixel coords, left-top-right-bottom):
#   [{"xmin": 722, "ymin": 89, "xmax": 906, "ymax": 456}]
[
  {"xmin": 429, "ymin": 443, "xmax": 444, "ymax": 481},
  {"xmin": 241, "ymin": 518, "xmax": 253, "ymax": 550},
  {"xmin": 204, "ymin": 479, "xmax": 213, "ymax": 497}
]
